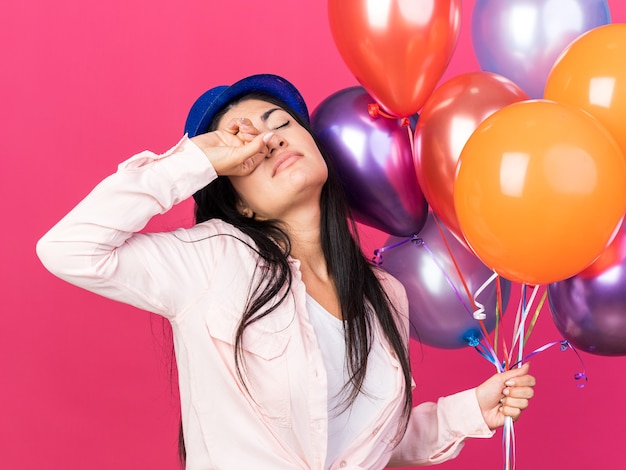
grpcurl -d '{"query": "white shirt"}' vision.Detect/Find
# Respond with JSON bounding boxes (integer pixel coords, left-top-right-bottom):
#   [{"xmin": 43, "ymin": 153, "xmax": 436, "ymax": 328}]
[{"xmin": 307, "ymin": 294, "xmax": 396, "ymax": 469}]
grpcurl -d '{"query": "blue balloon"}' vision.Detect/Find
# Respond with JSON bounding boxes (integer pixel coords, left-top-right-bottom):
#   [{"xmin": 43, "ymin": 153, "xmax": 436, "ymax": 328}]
[{"xmin": 472, "ymin": 0, "xmax": 611, "ymax": 98}]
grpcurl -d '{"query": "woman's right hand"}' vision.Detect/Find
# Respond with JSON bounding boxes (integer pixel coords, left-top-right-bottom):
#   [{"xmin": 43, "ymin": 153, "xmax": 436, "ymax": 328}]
[{"xmin": 190, "ymin": 118, "xmax": 274, "ymax": 177}]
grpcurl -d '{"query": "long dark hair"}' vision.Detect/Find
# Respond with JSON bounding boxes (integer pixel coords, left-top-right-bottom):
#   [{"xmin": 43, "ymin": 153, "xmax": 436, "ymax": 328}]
[{"xmin": 178, "ymin": 93, "xmax": 413, "ymax": 463}]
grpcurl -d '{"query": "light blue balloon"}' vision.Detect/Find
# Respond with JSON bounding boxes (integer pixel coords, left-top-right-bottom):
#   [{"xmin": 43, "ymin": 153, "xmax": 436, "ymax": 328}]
[{"xmin": 472, "ymin": 0, "xmax": 611, "ymax": 98}]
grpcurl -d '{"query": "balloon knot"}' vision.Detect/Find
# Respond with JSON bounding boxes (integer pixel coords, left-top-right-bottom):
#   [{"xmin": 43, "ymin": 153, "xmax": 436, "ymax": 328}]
[
  {"xmin": 371, "ymin": 249, "xmax": 384, "ymax": 266},
  {"xmin": 367, "ymin": 103, "xmax": 381, "ymax": 118},
  {"xmin": 410, "ymin": 236, "xmax": 424, "ymax": 246},
  {"xmin": 367, "ymin": 103, "xmax": 410, "ymax": 126}
]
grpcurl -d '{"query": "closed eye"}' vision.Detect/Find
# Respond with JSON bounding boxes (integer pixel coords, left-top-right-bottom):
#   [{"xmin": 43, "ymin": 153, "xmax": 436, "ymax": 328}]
[{"xmin": 274, "ymin": 121, "xmax": 289, "ymax": 130}]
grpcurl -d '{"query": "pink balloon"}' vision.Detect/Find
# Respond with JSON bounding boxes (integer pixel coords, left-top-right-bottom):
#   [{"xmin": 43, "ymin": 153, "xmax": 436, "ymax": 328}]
[
  {"xmin": 311, "ymin": 86, "xmax": 427, "ymax": 237},
  {"xmin": 414, "ymin": 72, "xmax": 528, "ymax": 244}
]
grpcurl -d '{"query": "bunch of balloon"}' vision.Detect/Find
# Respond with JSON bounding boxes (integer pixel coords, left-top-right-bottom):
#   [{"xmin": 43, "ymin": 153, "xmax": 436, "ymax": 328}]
[
  {"xmin": 413, "ymin": 72, "xmax": 528, "ymax": 246},
  {"xmin": 379, "ymin": 212, "xmax": 511, "ymax": 350},
  {"xmin": 471, "ymin": 0, "xmax": 611, "ymax": 99},
  {"xmin": 311, "ymin": 87, "xmax": 427, "ymax": 237},
  {"xmin": 328, "ymin": 0, "xmax": 461, "ymax": 118},
  {"xmin": 543, "ymin": 23, "xmax": 626, "ymax": 356}
]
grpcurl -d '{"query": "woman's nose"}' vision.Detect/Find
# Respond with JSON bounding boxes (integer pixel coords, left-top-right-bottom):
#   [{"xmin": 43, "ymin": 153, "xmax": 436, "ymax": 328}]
[{"xmin": 267, "ymin": 135, "xmax": 286, "ymax": 155}]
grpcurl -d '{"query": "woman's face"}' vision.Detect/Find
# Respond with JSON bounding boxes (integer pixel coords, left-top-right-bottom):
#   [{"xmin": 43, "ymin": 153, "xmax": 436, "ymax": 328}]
[{"xmin": 217, "ymin": 99, "xmax": 329, "ymax": 221}]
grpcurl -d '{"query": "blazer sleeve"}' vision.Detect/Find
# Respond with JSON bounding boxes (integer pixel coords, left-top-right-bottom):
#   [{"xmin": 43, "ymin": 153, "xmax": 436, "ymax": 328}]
[
  {"xmin": 387, "ymin": 389, "xmax": 494, "ymax": 467},
  {"xmin": 36, "ymin": 135, "xmax": 218, "ymax": 319}
]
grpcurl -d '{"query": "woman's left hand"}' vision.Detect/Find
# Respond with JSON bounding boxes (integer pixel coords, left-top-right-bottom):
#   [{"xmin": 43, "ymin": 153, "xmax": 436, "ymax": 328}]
[{"xmin": 475, "ymin": 362, "xmax": 536, "ymax": 430}]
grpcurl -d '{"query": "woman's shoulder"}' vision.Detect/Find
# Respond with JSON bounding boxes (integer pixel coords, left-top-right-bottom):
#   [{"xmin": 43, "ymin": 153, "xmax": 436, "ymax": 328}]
[
  {"xmin": 373, "ymin": 266, "xmax": 408, "ymax": 305},
  {"xmin": 372, "ymin": 266, "xmax": 411, "ymax": 338},
  {"xmin": 373, "ymin": 265, "xmax": 404, "ymax": 290}
]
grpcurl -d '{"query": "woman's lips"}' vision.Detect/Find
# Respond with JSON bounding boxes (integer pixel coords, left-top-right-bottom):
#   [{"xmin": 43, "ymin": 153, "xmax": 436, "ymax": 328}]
[{"xmin": 272, "ymin": 151, "xmax": 303, "ymax": 176}]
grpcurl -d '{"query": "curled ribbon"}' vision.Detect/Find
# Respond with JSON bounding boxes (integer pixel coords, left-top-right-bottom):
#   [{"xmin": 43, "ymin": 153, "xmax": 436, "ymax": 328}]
[
  {"xmin": 367, "ymin": 103, "xmax": 411, "ymax": 127},
  {"xmin": 472, "ymin": 272, "xmax": 498, "ymax": 320},
  {"xmin": 371, "ymin": 235, "xmax": 419, "ymax": 266}
]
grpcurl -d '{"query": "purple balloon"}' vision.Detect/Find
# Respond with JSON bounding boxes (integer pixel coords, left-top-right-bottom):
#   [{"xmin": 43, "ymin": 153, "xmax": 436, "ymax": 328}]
[
  {"xmin": 548, "ymin": 221, "xmax": 626, "ymax": 356},
  {"xmin": 380, "ymin": 213, "xmax": 511, "ymax": 349},
  {"xmin": 472, "ymin": 0, "xmax": 611, "ymax": 98},
  {"xmin": 311, "ymin": 87, "xmax": 427, "ymax": 237}
]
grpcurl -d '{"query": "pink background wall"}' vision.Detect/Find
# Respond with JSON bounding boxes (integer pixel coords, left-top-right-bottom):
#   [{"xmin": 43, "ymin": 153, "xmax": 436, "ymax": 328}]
[{"xmin": 3, "ymin": 0, "xmax": 626, "ymax": 468}]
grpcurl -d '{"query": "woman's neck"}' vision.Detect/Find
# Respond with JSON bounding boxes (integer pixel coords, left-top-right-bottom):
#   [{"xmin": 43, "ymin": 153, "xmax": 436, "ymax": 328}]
[{"xmin": 288, "ymin": 225, "xmax": 326, "ymax": 272}]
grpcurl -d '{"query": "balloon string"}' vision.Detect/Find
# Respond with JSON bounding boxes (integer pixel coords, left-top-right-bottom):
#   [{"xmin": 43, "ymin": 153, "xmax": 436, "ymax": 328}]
[
  {"xmin": 470, "ymin": 273, "xmax": 504, "ymax": 371},
  {"xmin": 507, "ymin": 339, "xmax": 588, "ymax": 388},
  {"xmin": 480, "ymin": 339, "xmax": 588, "ymax": 470},
  {"xmin": 476, "ymin": 339, "xmax": 588, "ymax": 389},
  {"xmin": 431, "ymin": 214, "xmax": 494, "ymax": 346},
  {"xmin": 503, "ymin": 416, "xmax": 516, "ymax": 470},
  {"xmin": 406, "ymin": 120, "xmax": 414, "ymax": 149},
  {"xmin": 523, "ymin": 290, "xmax": 547, "ymax": 345},
  {"xmin": 367, "ymin": 103, "xmax": 411, "ymax": 126},
  {"xmin": 475, "ymin": 342, "xmax": 504, "ymax": 371},
  {"xmin": 511, "ymin": 284, "xmax": 540, "ymax": 363},
  {"xmin": 510, "ymin": 285, "xmax": 525, "ymax": 366},
  {"xmin": 495, "ymin": 276, "xmax": 503, "ymax": 358},
  {"xmin": 502, "ymin": 342, "xmax": 511, "ymax": 371},
  {"xmin": 431, "ymin": 215, "xmax": 476, "ymax": 310},
  {"xmin": 371, "ymin": 235, "xmax": 418, "ymax": 265},
  {"xmin": 473, "ymin": 272, "xmax": 498, "ymax": 320}
]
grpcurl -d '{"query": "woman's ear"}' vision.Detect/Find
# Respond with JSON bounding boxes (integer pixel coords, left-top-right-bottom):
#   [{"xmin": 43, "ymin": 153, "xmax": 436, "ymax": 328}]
[{"xmin": 236, "ymin": 200, "xmax": 255, "ymax": 219}]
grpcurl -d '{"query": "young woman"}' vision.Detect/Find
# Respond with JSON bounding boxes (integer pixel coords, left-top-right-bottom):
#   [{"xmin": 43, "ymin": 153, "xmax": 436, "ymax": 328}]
[{"xmin": 37, "ymin": 74, "xmax": 535, "ymax": 469}]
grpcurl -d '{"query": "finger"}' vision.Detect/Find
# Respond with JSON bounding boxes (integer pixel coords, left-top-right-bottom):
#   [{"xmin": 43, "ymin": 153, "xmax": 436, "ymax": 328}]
[
  {"xmin": 502, "ymin": 396, "xmax": 530, "ymax": 410},
  {"xmin": 229, "ymin": 132, "xmax": 274, "ymax": 175},
  {"xmin": 498, "ymin": 363, "xmax": 531, "ymax": 386},
  {"xmin": 225, "ymin": 118, "xmax": 260, "ymax": 136},
  {"xmin": 235, "ymin": 117, "xmax": 256, "ymax": 129},
  {"xmin": 500, "ymin": 405, "xmax": 523, "ymax": 421},
  {"xmin": 238, "ymin": 128, "xmax": 260, "ymax": 143},
  {"xmin": 502, "ymin": 376, "xmax": 535, "ymax": 395},
  {"xmin": 504, "ymin": 385, "xmax": 535, "ymax": 400},
  {"xmin": 502, "ymin": 376, "xmax": 536, "ymax": 397},
  {"xmin": 225, "ymin": 118, "xmax": 242, "ymax": 134},
  {"xmin": 238, "ymin": 153, "xmax": 264, "ymax": 174},
  {"xmin": 506, "ymin": 375, "xmax": 537, "ymax": 388}
]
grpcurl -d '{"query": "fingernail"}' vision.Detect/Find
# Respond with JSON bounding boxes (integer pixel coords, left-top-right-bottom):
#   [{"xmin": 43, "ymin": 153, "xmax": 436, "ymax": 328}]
[
  {"xmin": 505, "ymin": 380, "xmax": 515, "ymax": 387},
  {"xmin": 503, "ymin": 388, "xmax": 510, "ymax": 396},
  {"xmin": 263, "ymin": 132, "xmax": 274, "ymax": 143}
]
